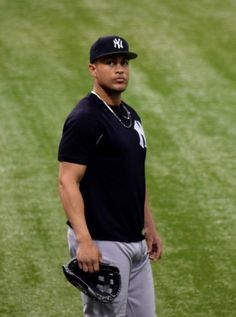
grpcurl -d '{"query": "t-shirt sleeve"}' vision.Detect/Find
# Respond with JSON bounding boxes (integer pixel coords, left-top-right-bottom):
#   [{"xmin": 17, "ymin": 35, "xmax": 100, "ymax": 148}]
[{"xmin": 58, "ymin": 112, "xmax": 102, "ymax": 165}]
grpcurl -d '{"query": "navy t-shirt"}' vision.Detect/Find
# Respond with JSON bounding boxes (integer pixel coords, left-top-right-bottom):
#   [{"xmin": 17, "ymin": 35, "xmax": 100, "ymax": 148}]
[{"xmin": 58, "ymin": 93, "xmax": 147, "ymax": 242}]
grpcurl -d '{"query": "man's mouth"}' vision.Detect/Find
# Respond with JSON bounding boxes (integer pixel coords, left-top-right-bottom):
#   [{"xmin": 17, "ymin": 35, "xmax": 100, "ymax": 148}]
[{"xmin": 115, "ymin": 77, "xmax": 126, "ymax": 83}]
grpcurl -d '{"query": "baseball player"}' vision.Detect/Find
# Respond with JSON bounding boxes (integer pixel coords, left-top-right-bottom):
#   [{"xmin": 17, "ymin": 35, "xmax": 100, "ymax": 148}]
[{"xmin": 58, "ymin": 35, "xmax": 162, "ymax": 317}]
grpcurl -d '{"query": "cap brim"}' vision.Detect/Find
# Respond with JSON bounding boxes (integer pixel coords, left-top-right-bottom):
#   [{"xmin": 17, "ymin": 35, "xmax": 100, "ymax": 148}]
[{"xmin": 91, "ymin": 51, "xmax": 138, "ymax": 63}]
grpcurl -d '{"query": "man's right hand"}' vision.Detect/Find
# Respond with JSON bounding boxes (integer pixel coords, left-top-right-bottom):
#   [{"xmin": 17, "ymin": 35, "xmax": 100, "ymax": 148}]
[{"xmin": 76, "ymin": 240, "xmax": 102, "ymax": 273}]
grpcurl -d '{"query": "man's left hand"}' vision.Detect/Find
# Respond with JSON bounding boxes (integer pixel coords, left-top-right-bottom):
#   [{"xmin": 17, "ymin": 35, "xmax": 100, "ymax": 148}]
[{"xmin": 144, "ymin": 228, "xmax": 162, "ymax": 261}]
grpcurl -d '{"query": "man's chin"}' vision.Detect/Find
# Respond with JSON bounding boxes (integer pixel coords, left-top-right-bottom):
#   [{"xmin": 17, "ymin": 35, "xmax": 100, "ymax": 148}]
[
  {"xmin": 113, "ymin": 83, "xmax": 128, "ymax": 93},
  {"xmin": 104, "ymin": 86, "xmax": 127, "ymax": 95}
]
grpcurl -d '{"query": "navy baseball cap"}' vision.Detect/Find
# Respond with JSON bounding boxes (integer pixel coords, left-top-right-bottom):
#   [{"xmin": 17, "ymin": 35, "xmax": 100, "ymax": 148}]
[{"xmin": 90, "ymin": 35, "xmax": 138, "ymax": 63}]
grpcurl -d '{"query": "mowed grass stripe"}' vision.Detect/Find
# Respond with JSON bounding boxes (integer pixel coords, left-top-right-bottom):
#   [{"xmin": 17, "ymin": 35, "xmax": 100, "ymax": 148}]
[
  {"xmin": 0, "ymin": 3, "xmax": 83, "ymax": 315},
  {"xmin": 121, "ymin": 2, "xmax": 236, "ymax": 316},
  {"xmin": 130, "ymin": 48, "xmax": 236, "ymax": 315}
]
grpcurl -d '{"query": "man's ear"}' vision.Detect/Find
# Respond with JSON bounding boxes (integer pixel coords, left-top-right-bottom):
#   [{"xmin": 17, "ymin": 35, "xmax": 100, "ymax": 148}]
[{"xmin": 89, "ymin": 63, "xmax": 97, "ymax": 77}]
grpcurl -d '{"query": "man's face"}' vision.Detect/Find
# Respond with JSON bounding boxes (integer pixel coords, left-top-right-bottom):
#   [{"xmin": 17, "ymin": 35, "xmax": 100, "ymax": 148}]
[{"xmin": 89, "ymin": 54, "xmax": 130, "ymax": 93}]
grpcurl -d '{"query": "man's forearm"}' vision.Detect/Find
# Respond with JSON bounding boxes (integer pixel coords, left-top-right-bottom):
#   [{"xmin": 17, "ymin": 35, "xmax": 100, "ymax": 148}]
[
  {"xmin": 144, "ymin": 190, "xmax": 157, "ymax": 231},
  {"xmin": 59, "ymin": 180, "xmax": 92, "ymax": 243}
]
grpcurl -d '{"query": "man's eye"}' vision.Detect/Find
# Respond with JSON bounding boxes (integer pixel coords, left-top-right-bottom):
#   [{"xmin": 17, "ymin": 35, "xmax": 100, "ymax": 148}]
[
  {"xmin": 122, "ymin": 59, "xmax": 129, "ymax": 66},
  {"xmin": 106, "ymin": 60, "xmax": 115, "ymax": 66}
]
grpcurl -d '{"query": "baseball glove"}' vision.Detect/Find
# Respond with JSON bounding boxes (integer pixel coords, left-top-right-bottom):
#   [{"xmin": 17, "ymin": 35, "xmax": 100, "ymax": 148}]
[{"xmin": 62, "ymin": 257, "xmax": 121, "ymax": 303}]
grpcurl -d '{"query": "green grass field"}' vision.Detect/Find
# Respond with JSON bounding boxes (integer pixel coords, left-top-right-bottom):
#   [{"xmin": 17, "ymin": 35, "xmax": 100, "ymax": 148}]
[{"xmin": 0, "ymin": 0, "xmax": 235, "ymax": 316}]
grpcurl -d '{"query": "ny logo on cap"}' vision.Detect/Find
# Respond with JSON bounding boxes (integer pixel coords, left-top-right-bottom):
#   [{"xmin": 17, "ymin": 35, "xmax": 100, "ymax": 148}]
[{"xmin": 113, "ymin": 38, "xmax": 123, "ymax": 49}]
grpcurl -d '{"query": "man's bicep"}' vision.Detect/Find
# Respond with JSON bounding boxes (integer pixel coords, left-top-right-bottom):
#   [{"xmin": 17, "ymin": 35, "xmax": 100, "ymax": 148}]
[{"xmin": 59, "ymin": 161, "xmax": 87, "ymax": 184}]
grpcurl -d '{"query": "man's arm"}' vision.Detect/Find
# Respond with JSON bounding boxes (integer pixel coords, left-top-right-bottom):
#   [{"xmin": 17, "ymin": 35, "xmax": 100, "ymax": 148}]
[
  {"xmin": 58, "ymin": 161, "xmax": 102, "ymax": 272},
  {"xmin": 144, "ymin": 189, "xmax": 162, "ymax": 261}
]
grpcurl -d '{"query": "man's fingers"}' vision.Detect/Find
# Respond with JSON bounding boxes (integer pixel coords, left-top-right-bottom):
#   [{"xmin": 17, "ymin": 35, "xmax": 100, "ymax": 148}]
[
  {"xmin": 88, "ymin": 262, "xmax": 96, "ymax": 273},
  {"xmin": 79, "ymin": 262, "xmax": 89, "ymax": 272},
  {"xmin": 93, "ymin": 260, "xmax": 100, "ymax": 272},
  {"xmin": 78, "ymin": 261, "xmax": 98, "ymax": 273},
  {"xmin": 78, "ymin": 261, "xmax": 83, "ymax": 270},
  {"xmin": 146, "ymin": 237, "xmax": 153, "ymax": 253},
  {"xmin": 78, "ymin": 253, "xmax": 103, "ymax": 273},
  {"xmin": 148, "ymin": 242, "xmax": 162, "ymax": 261},
  {"xmin": 76, "ymin": 244, "xmax": 103, "ymax": 272}
]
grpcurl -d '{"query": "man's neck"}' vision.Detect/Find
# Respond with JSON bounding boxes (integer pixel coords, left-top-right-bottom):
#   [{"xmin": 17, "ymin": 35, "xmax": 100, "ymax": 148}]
[{"xmin": 92, "ymin": 87, "xmax": 122, "ymax": 106}]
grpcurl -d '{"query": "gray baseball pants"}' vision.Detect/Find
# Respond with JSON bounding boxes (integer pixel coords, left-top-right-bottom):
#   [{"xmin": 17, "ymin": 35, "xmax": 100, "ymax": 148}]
[{"xmin": 67, "ymin": 228, "xmax": 157, "ymax": 317}]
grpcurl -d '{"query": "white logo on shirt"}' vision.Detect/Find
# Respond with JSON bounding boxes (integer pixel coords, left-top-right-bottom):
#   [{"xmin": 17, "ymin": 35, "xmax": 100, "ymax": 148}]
[{"xmin": 134, "ymin": 120, "xmax": 147, "ymax": 148}]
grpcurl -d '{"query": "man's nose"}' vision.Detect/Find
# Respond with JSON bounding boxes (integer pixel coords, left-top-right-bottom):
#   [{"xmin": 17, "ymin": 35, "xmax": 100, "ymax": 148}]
[{"xmin": 115, "ymin": 64, "xmax": 124, "ymax": 73}]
